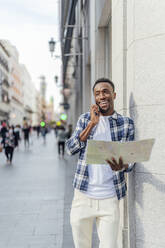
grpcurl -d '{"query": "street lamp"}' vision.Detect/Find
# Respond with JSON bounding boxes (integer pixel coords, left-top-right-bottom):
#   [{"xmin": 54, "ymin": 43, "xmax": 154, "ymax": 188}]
[
  {"xmin": 54, "ymin": 76, "xmax": 58, "ymax": 83},
  {"xmin": 48, "ymin": 38, "xmax": 56, "ymax": 57},
  {"xmin": 49, "ymin": 37, "xmax": 83, "ymax": 58},
  {"xmin": 48, "ymin": 38, "xmax": 62, "ymax": 59},
  {"xmin": 54, "ymin": 75, "xmax": 62, "ymax": 88}
]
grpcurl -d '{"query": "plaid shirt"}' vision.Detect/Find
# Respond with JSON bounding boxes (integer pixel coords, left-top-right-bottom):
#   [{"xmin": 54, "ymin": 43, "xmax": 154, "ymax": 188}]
[{"xmin": 66, "ymin": 111, "xmax": 135, "ymax": 200}]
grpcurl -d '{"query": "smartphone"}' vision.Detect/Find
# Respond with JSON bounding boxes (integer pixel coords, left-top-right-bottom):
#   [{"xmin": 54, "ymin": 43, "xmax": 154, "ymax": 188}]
[{"xmin": 94, "ymin": 103, "xmax": 100, "ymax": 116}]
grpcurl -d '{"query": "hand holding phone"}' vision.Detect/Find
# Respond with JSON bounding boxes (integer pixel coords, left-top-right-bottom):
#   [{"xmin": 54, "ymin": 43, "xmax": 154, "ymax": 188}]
[{"xmin": 90, "ymin": 104, "xmax": 100, "ymax": 126}]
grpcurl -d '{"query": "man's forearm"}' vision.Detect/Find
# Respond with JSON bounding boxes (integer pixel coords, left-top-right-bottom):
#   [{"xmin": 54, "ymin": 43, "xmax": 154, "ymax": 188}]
[{"xmin": 79, "ymin": 121, "xmax": 95, "ymax": 142}]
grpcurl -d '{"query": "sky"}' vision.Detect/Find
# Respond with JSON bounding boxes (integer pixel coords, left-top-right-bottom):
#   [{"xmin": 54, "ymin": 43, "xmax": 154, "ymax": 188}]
[{"xmin": 0, "ymin": 0, "xmax": 62, "ymax": 110}]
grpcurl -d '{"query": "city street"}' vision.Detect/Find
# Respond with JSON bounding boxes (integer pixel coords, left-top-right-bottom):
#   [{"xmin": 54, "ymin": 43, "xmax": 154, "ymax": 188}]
[
  {"xmin": 0, "ymin": 132, "xmax": 75, "ymax": 248},
  {"xmin": 0, "ymin": 1, "xmax": 164, "ymax": 247}
]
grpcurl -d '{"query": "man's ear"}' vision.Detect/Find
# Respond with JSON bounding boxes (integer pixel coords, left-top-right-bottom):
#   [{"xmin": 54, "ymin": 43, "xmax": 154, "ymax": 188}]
[{"xmin": 113, "ymin": 92, "xmax": 116, "ymax": 99}]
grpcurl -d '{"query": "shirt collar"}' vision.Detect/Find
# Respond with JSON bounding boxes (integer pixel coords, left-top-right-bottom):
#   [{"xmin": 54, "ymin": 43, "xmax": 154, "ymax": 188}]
[{"xmin": 107, "ymin": 110, "xmax": 118, "ymax": 120}]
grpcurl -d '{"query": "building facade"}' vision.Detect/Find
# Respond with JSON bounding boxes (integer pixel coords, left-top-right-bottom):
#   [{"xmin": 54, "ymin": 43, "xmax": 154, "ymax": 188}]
[
  {"xmin": 39, "ymin": 75, "xmax": 47, "ymax": 121},
  {"xmin": 0, "ymin": 40, "xmax": 38, "ymax": 127},
  {"xmin": 60, "ymin": 0, "xmax": 165, "ymax": 247},
  {"xmin": 0, "ymin": 41, "xmax": 11, "ymax": 123},
  {"xmin": 21, "ymin": 64, "xmax": 37, "ymax": 126},
  {"xmin": 35, "ymin": 89, "xmax": 42, "ymax": 125},
  {"xmin": 45, "ymin": 97, "xmax": 54, "ymax": 123},
  {"xmin": 3, "ymin": 41, "xmax": 24, "ymax": 126}
]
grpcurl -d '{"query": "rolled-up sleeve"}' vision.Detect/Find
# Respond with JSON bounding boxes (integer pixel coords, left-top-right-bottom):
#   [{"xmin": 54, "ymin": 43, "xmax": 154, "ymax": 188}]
[{"xmin": 65, "ymin": 115, "xmax": 87, "ymax": 155}]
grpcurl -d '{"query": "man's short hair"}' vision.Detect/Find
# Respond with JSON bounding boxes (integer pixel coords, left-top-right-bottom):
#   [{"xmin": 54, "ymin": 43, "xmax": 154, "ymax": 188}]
[{"xmin": 92, "ymin": 78, "xmax": 115, "ymax": 92}]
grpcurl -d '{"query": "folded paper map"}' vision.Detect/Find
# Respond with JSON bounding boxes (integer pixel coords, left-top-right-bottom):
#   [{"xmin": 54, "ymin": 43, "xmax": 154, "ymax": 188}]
[{"xmin": 86, "ymin": 139, "xmax": 155, "ymax": 164}]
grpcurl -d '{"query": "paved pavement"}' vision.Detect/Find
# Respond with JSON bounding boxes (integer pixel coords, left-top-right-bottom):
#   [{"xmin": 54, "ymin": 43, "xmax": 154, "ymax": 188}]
[
  {"xmin": 0, "ymin": 131, "xmax": 99, "ymax": 248},
  {"xmin": 0, "ymin": 132, "xmax": 73, "ymax": 248}
]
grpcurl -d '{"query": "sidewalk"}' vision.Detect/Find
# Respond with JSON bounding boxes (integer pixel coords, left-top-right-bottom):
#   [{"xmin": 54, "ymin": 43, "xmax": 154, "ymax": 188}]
[{"xmin": 0, "ymin": 133, "xmax": 66, "ymax": 248}]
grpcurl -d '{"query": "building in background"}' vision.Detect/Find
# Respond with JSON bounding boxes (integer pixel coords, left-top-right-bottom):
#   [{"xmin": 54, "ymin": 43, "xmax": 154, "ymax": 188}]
[
  {"xmin": 0, "ymin": 40, "xmax": 11, "ymax": 123},
  {"xmin": 39, "ymin": 75, "xmax": 47, "ymax": 121},
  {"xmin": 2, "ymin": 40, "xmax": 24, "ymax": 126},
  {"xmin": 20, "ymin": 64, "xmax": 36, "ymax": 126},
  {"xmin": 35, "ymin": 89, "xmax": 42, "ymax": 125},
  {"xmin": 0, "ymin": 40, "xmax": 41, "ymax": 127},
  {"xmin": 45, "ymin": 96, "xmax": 54, "ymax": 123},
  {"xmin": 30, "ymin": 83, "xmax": 38, "ymax": 126},
  {"xmin": 60, "ymin": 1, "xmax": 165, "ymax": 248}
]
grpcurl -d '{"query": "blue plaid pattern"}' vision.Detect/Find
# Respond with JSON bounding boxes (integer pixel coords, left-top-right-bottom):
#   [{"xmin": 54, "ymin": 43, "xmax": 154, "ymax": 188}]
[{"xmin": 66, "ymin": 111, "xmax": 135, "ymax": 200}]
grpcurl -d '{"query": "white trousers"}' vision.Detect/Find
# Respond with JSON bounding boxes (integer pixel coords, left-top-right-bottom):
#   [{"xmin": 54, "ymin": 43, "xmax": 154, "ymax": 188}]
[{"xmin": 70, "ymin": 189, "xmax": 120, "ymax": 248}]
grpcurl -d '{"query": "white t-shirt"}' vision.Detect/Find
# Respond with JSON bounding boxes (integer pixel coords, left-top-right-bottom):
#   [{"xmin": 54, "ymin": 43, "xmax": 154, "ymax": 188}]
[{"xmin": 84, "ymin": 115, "xmax": 116, "ymax": 199}]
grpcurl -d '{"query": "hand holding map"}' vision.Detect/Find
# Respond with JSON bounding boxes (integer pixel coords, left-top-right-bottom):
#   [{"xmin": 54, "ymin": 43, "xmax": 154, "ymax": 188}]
[{"xmin": 85, "ymin": 139, "xmax": 155, "ymax": 165}]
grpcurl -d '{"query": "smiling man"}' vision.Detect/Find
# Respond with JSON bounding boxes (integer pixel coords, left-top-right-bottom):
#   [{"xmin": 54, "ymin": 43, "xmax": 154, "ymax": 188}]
[{"xmin": 66, "ymin": 78, "xmax": 135, "ymax": 248}]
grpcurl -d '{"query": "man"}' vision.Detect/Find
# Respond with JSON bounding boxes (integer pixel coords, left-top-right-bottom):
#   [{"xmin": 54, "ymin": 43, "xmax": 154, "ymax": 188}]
[{"xmin": 66, "ymin": 78, "xmax": 135, "ymax": 248}]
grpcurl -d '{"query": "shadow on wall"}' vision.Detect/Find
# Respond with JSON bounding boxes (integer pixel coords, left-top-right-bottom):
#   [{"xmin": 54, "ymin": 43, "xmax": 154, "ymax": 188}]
[
  {"xmin": 135, "ymin": 164, "xmax": 165, "ymax": 208},
  {"xmin": 134, "ymin": 164, "xmax": 165, "ymax": 248},
  {"xmin": 128, "ymin": 92, "xmax": 165, "ymax": 248},
  {"xmin": 129, "ymin": 92, "xmax": 139, "ymax": 137},
  {"xmin": 128, "ymin": 92, "xmax": 138, "ymax": 248}
]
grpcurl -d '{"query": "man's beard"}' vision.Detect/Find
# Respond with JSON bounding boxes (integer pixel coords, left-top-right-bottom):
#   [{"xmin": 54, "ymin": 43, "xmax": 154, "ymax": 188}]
[{"xmin": 99, "ymin": 105, "xmax": 110, "ymax": 114}]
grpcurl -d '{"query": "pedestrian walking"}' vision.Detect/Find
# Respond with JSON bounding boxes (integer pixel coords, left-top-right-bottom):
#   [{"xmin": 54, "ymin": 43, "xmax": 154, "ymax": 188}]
[
  {"xmin": 4, "ymin": 127, "xmax": 15, "ymax": 164},
  {"xmin": 54, "ymin": 123, "xmax": 58, "ymax": 137},
  {"xmin": 22, "ymin": 123, "xmax": 30, "ymax": 148},
  {"xmin": 36, "ymin": 125, "xmax": 40, "ymax": 138},
  {"xmin": 13, "ymin": 125, "xmax": 21, "ymax": 149},
  {"xmin": 57, "ymin": 126, "xmax": 68, "ymax": 157},
  {"xmin": 66, "ymin": 78, "xmax": 135, "ymax": 248},
  {"xmin": 0, "ymin": 122, "xmax": 8, "ymax": 148},
  {"xmin": 40, "ymin": 125, "xmax": 47, "ymax": 144}
]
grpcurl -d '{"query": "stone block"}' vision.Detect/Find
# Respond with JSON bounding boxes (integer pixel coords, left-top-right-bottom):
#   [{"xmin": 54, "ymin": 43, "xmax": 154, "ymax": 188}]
[
  {"xmin": 127, "ymin": 0, "xmax": 135, "ymax": 48},
  {"xmin": 112, "ymin": 0, "xmax": 123, "ymax": 62},
  {"xmin": 135, "ymin": 173, "xmax": 165, "ymax": 248},
  {"xmin": 134, "ymin": 0, "xmax": 165, "ymax": 40},
  {"xmin": 134, "ymin": 35, "xmax": 165, "ymax": 106},
  {"xmin": 112, "ymin": 53, "xmax": 124, "ymax": 112}
]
